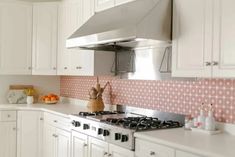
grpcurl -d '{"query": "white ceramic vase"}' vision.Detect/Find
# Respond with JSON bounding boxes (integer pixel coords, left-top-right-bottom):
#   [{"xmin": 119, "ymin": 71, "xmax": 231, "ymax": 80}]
[{"xmin": 26, "ymin": 96, "xmax": 34, "ymax": 104}]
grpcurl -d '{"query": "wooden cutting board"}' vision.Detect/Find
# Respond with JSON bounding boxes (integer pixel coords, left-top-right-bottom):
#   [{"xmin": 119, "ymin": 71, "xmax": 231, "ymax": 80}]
[{"xmin": 9, "ymin": 85, "xmax": 34, "ymax": 90}]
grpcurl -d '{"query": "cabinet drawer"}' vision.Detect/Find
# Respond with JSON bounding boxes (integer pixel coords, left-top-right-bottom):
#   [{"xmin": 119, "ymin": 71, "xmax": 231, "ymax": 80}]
[
  {"xmin": 0, "ymin": 111, "xmax": 17, "ymax": 122},
  {"xmin": 135, "ymin": 139, "xmax": 175, "ymax": 157},
  {"xmin": 176, "ymin": 150, "xmax": 203, "ymax": 157},
  {"xmin": 44, "ymin": 112, "xmax": 71, "ymax": 131}
]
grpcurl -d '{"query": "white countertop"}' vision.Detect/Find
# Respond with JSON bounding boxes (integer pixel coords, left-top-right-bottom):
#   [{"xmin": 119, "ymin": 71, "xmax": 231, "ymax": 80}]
[
  {"xmin": 134, "ymin": 128, "xmax": 235, "ymax": 157},
  {"xmin": 0, "ymin": 103, "xmax": 89, "ymax": 117}
]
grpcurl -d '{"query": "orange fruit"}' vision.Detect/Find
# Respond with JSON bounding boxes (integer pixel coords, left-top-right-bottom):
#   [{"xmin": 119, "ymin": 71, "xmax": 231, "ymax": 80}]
[
  {"xmin": 45, "ymin": 97, "xmax": 51, "ymax": 101},
  {"xmin": 51, "ymin": 97, "xmax": 57, "ymax": 101}
]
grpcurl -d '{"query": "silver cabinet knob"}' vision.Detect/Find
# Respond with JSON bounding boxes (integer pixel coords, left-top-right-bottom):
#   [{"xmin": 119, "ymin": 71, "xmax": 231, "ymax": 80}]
[
  {"xmin": 205, "ymin": 62, "xmax": 211, "ymax": 66},
  {"xmin": 40, "ymin": 117, "xmax": 44, "ymax": 121},
  {"xmin": 108, "ymin": 154, "xmax": 112, "ymax": 157},
  {"xmin": 64, "ymin": 67, "xmax": 68, "ymax": 70},
  {"xmin": 104, "ymin": 152, "xmax": 108, "ymax": 156},
  {"xmin": 13, "ymin": 128, "xmax": 16, "ymax": 131},
  {"xmin": 83, "ymin": 144, "xmax": 88, "ymax": 147},
  {"xmin": 53, "ymin": 67, "xmax": 56, "ymax": 70},
  {"xmin": 150, "ymin": 151, "xmax": 155, "ymax": 156},
  {"xmin": 212, "ymin": 61, "xmax": 219, "ymax": 66},
  {"xmin": 28, "ymin": 67, "xmax": 32, "ymax": 70},
  {"xmin": 7, "ymin": 114, "xmax": 11, "ymax": 118},
  {"xmin": 76, "ymin": 66, "xmax": 82, "ymax": 69},
  {"xmin": 54, "ymin": 120, "xmax": 57, "ymax": 123}
]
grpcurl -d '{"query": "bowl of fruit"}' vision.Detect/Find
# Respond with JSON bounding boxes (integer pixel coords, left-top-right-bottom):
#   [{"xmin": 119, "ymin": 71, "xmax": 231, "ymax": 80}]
[{"xmin": 42, "ymin": 94, "xmax": 59, "ymax": 104}]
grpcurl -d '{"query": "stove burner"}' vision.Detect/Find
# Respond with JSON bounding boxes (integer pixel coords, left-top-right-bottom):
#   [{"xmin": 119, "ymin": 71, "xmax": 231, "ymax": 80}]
[
  {"xmin": 105, "ymin": 117, "xmax": 182, "ymax": 131},
  {"xmin": 78, "ymin": 111, "xmax": 125, "ymax": 117}
]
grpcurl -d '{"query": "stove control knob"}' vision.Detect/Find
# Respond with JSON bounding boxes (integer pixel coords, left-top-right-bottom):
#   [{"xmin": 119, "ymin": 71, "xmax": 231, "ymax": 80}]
[
  {"xmin": 72, "ymin": 121, "xmax": 81, "ymax": 127},
  {"xmin": 103, "ymin": 130, "xmax": 110, "ymax": 136},
  {"xmin": 98, "ymin": 128, "xmax": 103, "ymax": 135},
  {"xmin": 115, "ymin": 133, "xmax": 121, "ymax": 140},
  {"xmin": 83, "ymin": 124, "xmax": 90, "ymax": 130},
  {"xmin": 121, "ymin": 135, "xmax": 128, "ymax": 142}
]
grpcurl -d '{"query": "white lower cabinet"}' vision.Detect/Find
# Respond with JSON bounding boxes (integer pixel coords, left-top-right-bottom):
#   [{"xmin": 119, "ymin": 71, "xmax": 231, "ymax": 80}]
[
  {"xmin": 71, "ymin": 131, "xmax": 88, "ymax": 157},
  {"xmin": 135, "ymin": 139, "xmax": 174, "ymax": 157},
  {"xmin": 109, "ymin": 144, "xmax": 134, "ymax": 157},
  {"xmin": 17, "ymin": 111, "xmax": 44, "ymax": 157},
  {"xmin": 88, "ymin": 137, "xmax": 134, "ymax": 157},
  {"xmin": 135, "ymin": 138, "xmax": 204, "ymax": 157},
  {"xmin": 0, "ymin": 122, "xmax": 16, "ymax": 157},
  {"xmin": 176, "ymin": 150, "xmax": 202, "ymax": 157},
  {"xmin": 43, "ymin": 123, "xmax": 71, "ymax": 157},
  {"xmin": 88, "ymin": 137, "xmax": 108, "ymax": 157}
]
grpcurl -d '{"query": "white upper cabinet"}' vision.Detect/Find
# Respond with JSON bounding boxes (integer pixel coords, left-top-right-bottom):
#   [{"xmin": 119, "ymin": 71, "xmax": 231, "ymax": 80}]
[
  {"xmin": 17, "ymin": 111, "xmax": 44, "ymax": 157},
  {"xmin": 212, "ymin": 0, "xmax": 235, "ymax": 77},
  {"xmin": 172, "ymin": 0, "xmax": 213, "ymax": 77},
  {"xmin": 0, "ymin": 1, "xmax": 32, "ymax": 75},
  {"xmin": 58, "ymin": 0, "xmax": 114, "ymax": 76},
  {"xmin": 172, "ymin": 0, "xmax": 235, "ymax": 78},
  {"xmin": 32, "ymin": 2, "xmax": 58, "ymax": 75},
  {"xmin": 95, "ymin": 0, "xmax": 115, "ymax": 12}
]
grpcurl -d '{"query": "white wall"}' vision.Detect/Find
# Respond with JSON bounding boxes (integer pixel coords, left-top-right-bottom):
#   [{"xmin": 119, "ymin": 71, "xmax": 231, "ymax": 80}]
[{"xmin": 0, "ymin": 75, "xmax": 60, "ymax": 104}]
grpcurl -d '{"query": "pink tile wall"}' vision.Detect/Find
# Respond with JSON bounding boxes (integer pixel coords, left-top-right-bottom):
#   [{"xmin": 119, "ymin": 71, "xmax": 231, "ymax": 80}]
[{"xmin": 60, "ymin": 76, "xmax": 235, "ymax": 124}]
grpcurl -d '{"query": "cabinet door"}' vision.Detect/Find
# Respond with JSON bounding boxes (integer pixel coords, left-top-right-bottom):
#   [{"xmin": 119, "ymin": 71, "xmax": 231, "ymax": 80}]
[
  {"xmin": 212, "ymin": 0, "xmax": 235, "ymax": 77},
  {"xmin": 95, "ymin": 0, "xmax": 115, "ymax": 12},
  {"xmin": 17, "ymin": 111, "xmax": 43, "ymax": 157},
  {"xmin": 0, "ymin": 122, "xmax": 16, "ymax": 157},
  {"xmin": 172, "ymin": 0, "xmax": 212, "ymax": 77},
  {"xmin": 176, "ymin": 150, "xmax": 202, "ymax": 157},
  {"xmin": 0, "ymin": 1, "xmax": 32, "ymax": 75},
  {"xmin": 56, "ymin": 128, "xmax": 71, "ymax": 157},
  {"xmin": 43, "ymin": 124, "xmax": 56, "ymax": 157},
  {"xmin": 88, "ymin": 137, "xmax": 108, "ymax": 157},
  {"xmin": 115, "ymin": 0, "xmax": 135, "ymax": 6},
  {"xmin": 32, "ymin": 2, "xmax": 58, "ymax": 75},
  {"xmin": 135, "ymin": 139, "xmax": 174, "ymax": 157},
  {"xmin": 57, "ymin": 0, "xmax": 81, "ymax": 75},
  {"xmin": 71, "ymin": 131, "xmax": 88, "ymax": 157},
  {"xmin": 109, "ymin": 144, "xmax": 134, "ymax": 157}
]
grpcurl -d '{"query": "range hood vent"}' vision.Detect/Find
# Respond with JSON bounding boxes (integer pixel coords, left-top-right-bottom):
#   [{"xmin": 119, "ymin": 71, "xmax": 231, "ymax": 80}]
[{"xmin": 66, "ymin": 0, "xmax": 172, "ymax": 51}]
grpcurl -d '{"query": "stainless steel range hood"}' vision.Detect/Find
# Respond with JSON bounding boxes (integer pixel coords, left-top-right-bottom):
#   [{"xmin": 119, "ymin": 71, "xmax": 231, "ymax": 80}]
[{"xmin": 66, "ymin": 0, "xmax": 172, "ymax": 51}]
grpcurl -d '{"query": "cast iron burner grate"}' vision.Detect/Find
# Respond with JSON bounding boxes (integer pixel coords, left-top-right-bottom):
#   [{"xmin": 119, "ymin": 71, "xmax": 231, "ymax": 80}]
[{"xmin": 105, "ymin": 117, "xmax": 183, "ymax": 131}]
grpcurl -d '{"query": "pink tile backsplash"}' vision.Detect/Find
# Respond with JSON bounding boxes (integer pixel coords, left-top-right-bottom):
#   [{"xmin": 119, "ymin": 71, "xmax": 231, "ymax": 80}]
[{"xmin": 60, "ymin": 76, "xmax": 235, "ymax": 124}]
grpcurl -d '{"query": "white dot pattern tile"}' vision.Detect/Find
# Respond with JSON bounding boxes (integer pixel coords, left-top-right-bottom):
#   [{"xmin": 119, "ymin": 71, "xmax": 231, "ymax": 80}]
[{"xmin": 60, "ymin": 77, "xmax": 235, "ymax": 124}]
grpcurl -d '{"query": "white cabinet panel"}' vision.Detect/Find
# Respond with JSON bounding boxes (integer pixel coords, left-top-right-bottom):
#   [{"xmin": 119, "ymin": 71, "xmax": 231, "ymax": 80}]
[
  {"xmin": 71, "ymin": 131, "xmax": 88, "ymax": 157},
  {"xmin": 17, "ymin": 111, "xmax": 44, "ymax": 157},
  {"xmin": 43, "ymin": 124, "xmax": 57, "ymax": 157},
  {"xmin": 56, "ymin": 128, "xmax": 71, "ymax": 157},
  {"xmin": 176, "ymin": 150, "xmax": 202, "ymax": 157},
  {"xmin": 0, "ymin": 122, "xmax": 16, "ymax": 157},
  {"xmin": 135, "ymin": 139, "xmax": 174, "ymax": 157},
  {"xmin": 115, "ymin": 0, "xmax": 135, "ymax": 6},
  {"xmin": 172, "ymin": 0, "xmax": 212, "ymax": 77},
  {"xmin": 109, "ymin": 144, "xmax": 134, "ymax": 157},
  {"xmin": 213, "ymin": 0, "xmax": 235, "ymax": 77},
  {"xmin": 32, "ymin": 2, "xmax": 58, "ymax": 75},
  {"xmin": 88, "ymin": 137, "xmax": 108, "ymax": 157},
  {"xmin": 0, "ymin": 1, "xmax": 32, "ymax": 75},
  {"xmin": 95, "ymin": 0, "xmax": 115, "ymax": 12}
]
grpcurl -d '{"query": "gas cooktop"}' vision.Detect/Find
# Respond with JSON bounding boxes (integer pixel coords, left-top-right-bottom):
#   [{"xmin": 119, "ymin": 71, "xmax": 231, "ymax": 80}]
[{"xmin": 70, "ymin": 106, "xmax": 185, "ymax": 150}]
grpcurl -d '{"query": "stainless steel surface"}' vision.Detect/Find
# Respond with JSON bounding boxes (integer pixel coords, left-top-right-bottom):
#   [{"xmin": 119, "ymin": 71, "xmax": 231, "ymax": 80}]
[
  {"xmin": 70, "ymin": 115, "xmax": 135, "ymax": 150},
  {"xmin": 122, "ymin": 47, "xmax": 173, "ymax": 80},
  {"xmin": 66, "ymin": 0, "xmax": 172, "ymax": 50},
  {"xmin": 116, "ymin": 105, "xmax": 185, "ymax": 125},
  {"xmin": 70, "ymin": 106, "xmax": 185, "ymax": 150}
]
